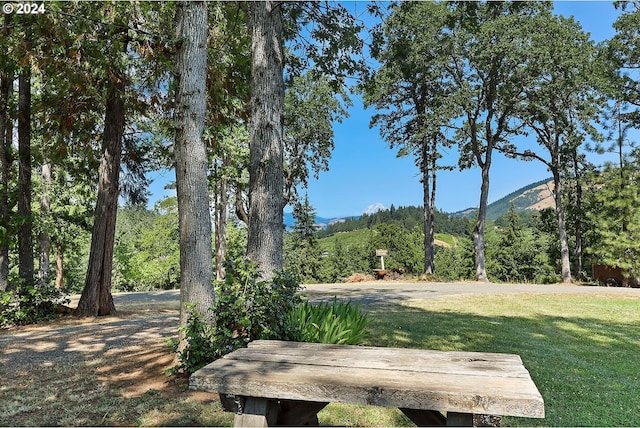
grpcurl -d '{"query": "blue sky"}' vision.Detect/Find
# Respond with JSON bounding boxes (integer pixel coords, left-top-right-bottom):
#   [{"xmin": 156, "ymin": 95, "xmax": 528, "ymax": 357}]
[{"xmin": 148, "ymin": 1, "xmax": 635, "ymax": 219}]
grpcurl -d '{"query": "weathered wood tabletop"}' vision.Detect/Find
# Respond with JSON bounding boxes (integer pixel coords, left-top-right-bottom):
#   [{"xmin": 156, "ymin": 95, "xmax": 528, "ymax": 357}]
[{"xmin": 190, "ymin": 340, "xmax": 544, "ymax": 427}]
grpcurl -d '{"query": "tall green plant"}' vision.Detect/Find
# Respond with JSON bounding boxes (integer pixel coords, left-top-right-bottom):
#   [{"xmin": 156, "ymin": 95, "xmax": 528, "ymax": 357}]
[{"xmin": 286, "ymin": 298, "xmax": 369, "ymax": 345}]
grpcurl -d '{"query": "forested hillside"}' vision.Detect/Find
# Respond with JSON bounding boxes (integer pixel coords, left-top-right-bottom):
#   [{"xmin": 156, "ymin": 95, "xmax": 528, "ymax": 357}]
[
  {"xmin": 452, "ymin": 178, "xmax": 554, "ymax": 220},
  {"xmin": 317, "ymin": 205, "xmax": 473, "ymax": 238}
]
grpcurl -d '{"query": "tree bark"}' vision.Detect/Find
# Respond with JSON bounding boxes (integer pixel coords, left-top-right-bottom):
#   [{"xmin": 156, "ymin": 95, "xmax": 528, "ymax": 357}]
[
  {"xmin": 173, "ymin": 1, "xmax": 215, "ymax": 339},
  {"xmin": 553, "ymin": 168, "xmax": 572, "ymax": 283},
  {"xmin": 473, "ymin": 162, "xmax": 491, "ymax": 282},
  {"xmin": 18, "ymin": 70, "xmax": 34, "ymax": 288},
  {"xmin": 247, "ymin": 1, "xmax": 285, "ymax": 280},
  {"xmin": 0, "ymin": 68, "xmax": 10, "ymax": 291},
  {"xmin": 214, "ymin": 169, "xmax": 228, "ymax": 281},
  {"xmin": 572, "ymin": 153, "xmax": 583, "ymax": 280},
  {"xmin": 75, "ymin": 75, "xmax": 124, "ymax": 317},
  {"xmin": 421, "ymin": 144, "xmax": 435, "ymax": 275},
  {"xmin": 38, "ymin": 163, "xmax": 52, "ymax": 286},
  {"xmin": 55, "ymin": 245, "xmax": 64, "ymax": 289}
]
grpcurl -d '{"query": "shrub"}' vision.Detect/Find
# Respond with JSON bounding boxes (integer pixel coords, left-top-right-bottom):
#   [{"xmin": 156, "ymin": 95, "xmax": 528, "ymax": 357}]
[
  {"xmin": 0, "ymin": 283, "xmax": 69, "ymax": 328},
  {"xmin": 286, "ymin": 297, "xmax": 369, "ymax": 345},
  {"xmin": 169, "ymin": 258, "xmax": 302, "ymax": 374}
]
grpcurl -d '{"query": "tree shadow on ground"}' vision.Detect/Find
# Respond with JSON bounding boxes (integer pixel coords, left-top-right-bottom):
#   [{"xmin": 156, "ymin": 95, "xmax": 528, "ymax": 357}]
[{"xmin": 0, "ymin": 312, "xmax": 231, "ymax": 426}]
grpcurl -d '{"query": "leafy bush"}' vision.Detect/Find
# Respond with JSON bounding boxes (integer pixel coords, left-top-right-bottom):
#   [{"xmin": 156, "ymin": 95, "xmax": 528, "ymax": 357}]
[
  {"xmin": 286, "ymin": 297, "xmax": 369, "ymax": 345},
  {"xmin": 169, "ymin": 258, "xmax": 302, "ymax": 374},
  {"xmin": 0, "ymin": 283, "xmax": 69, "ymax": 328},
  {"xmin": 167, "ymin": 304, "xmax": 218, "ymax": 375}
]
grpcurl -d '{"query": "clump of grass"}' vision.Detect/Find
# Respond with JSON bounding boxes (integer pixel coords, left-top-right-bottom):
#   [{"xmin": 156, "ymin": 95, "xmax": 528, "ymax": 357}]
[{"xmin": 286, "ymin": 297, "xmax": 369, "ymax": 345}]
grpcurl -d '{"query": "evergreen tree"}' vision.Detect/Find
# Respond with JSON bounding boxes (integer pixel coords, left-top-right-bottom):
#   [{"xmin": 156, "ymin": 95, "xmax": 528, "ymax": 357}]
[
  {"xmin": 284, "ymin": 195, "xmax": 321, "ymax": 282},
  {"xmin": 586, "ymin": 166, "xmax": 640, "ymax": 284}
]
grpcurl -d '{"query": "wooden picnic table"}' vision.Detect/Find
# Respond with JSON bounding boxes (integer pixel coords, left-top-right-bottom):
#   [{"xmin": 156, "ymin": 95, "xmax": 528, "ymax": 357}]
[{"xmin": 190, "ymin": 340, "xmax": 544, "ymax": 427}]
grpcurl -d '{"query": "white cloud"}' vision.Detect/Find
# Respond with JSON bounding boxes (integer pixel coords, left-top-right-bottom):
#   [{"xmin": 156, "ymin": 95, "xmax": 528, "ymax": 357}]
[{"xmin": 363, "ymin": 202, "xmax": 385, "ymax": 215}]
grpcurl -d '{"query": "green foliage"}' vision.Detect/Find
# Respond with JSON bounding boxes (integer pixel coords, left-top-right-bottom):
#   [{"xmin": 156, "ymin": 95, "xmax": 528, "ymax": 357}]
[
  {"xmin": 284, "ymin": 195, "xmax": 322, "ymax": 282},
  {"xmin": 169, "ymin": 258, "xmax": 302, "ymax": 374},
  {"xmin": 166, "ymin": 303, "xmax": 217, "ymax": 376},
  {"xmin": 0, "ymin": 283, "xmax": 69, "ymax": 328},
  {"xmin": 317, "ymin": 206, "xmax": 472, "ymax": 238},
  {"xmin": 286, "ymin": 298, "xmax": 369, "ymax": 345},
  {"xmin": 368, "ymin": 223, "xmax": 424, "ymax": 274},
  {"xmin": 434, "ymin": 238, "xmax": 475, "ymax": 281},
  {"xmin": 113, "ymin": 200, "xmax": 180, "ymax": 292},
  {"xmin": 486, "ymin": 211, "xmax": 558, "ymax": 284},
  {"xmin": 586, "ymin": 166, "xmax": 640, "ymax": 279},
  {"xmin": 317, "ymin": 236, "xmax": 370, "ymax": 283}
]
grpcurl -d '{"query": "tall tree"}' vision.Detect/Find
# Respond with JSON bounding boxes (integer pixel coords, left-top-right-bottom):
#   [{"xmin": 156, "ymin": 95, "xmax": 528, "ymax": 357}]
[
  {"xmin": 73, "ymin": 1, "xmax": 165, "ymax": 316},
  {"xmin": 17, "ymin": 67, "xmax": 34, "ymax": 288},
  {"xmin": 75, "ymin": 73, "xmax": 124, "ymax": 316},
  {"xmin": 0, "ymin": 14, "xmax": 12, "ymax": 291},
  {"xmin": 245, "ymin": 1, "xmax": 363, "ymax": 280},
  {"xmin": 364, "ymin": 1, "xmax": 455, "ymax": 275},
  {"xmin": 503, "ymin": 13, "xmax": 605, "ymax": 283},
  {"xmin": 449, "ymin": 2, "xmax": 552, "ymax": 281},
  {"xmin": 173, "ymin": 1, "xmax": 215, "ymax": 338},
  {"xmin": 246, "ymin": 1, "xmax": 286, "ymax": 280}
]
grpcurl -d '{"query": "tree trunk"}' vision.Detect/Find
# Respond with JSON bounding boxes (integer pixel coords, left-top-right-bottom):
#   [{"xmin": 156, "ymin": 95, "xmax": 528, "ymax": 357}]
[
  {"xmin": 55, "ymin": 245, "xmax": 64, "ymax": 289},
  {"xmin": 473, "ymin": 163, "xmax": 490, "ymax": 282},
  {"xmin": 75, "ymin": 75, "xmax": 124, "ymax": 317},
  {"xmin": 214, "ymin": 169, "xmax": 228, "ymax": 281},
  {"xmin": 0, "ymin": 68, "xmax": 10, "ymax": 291},
  {"xmin": 173, "ymin": 1, "xmax": 215, "ymax": 340},
  {"xmin": 246, "ymin": 1, "xmax": 285, "ymax": 280},
  {"xmin": 553, "ymin": 169, "xmax": 572, "ymax": 283},
  {"xmin": 421, "ymin": 145, "xmax": 435, "ymax": 275},
  {"xmin": 39, "ymin": 163, "xmax": 52, "ymax": 286},
  {"xmin": 572, "ymin": 153, "xmax": 583, "ymax": 280},
  {"xmin": 18, "ymin": 70, "xmax": 34, "ymax": 288}
]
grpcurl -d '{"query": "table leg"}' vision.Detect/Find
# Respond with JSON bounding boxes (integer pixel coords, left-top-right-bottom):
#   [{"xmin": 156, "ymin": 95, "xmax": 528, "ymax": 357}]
[
  {"xmin": 446, "ymin": 412, "xmax": 473, "ymax": 426},
  {"xmin": 234, "ymin": 397, "xmax": 279, "ymax": 427},
  {"xmin": 277, "ymin": 400, "xmax": 328, "ymax": 426},
  {"xmin": 399, "ymin": 408, "xmax": 447, "ymax": 426}
]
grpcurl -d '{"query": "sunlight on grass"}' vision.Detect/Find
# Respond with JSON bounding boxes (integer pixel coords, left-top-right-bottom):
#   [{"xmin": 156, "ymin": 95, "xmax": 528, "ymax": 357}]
[{"xmin": 363, "ymin": 293, "xmax": 640, "ymax": 427}]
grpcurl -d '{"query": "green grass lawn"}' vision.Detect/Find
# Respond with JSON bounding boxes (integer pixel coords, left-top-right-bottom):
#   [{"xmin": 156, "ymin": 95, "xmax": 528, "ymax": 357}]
[{"xmin": 327, "ymin": 293, "xmax": 640, "ymax": 427}]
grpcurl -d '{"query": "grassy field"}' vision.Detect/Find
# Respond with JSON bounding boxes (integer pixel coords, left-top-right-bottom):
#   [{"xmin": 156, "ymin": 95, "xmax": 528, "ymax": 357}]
[
  {"xmin": 1, "ymin": 292, "xmax": 638, "ymax": 426},
  {"xmin": 355, "ymin": 293, "xmax": 640, "ymax": 427},
  {"xmin": 318, "ymin": 229, "xmax": 457, "ymax": 250},
  {"xmin": 318, "ymin": 229, "xmax": 371, "ymax": 251}
]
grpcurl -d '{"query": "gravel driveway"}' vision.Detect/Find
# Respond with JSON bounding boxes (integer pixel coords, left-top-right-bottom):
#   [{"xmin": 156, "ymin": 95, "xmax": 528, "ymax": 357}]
[{"xmin": 77, "ymin": 280, "xmax": 640, "ymax": 308}]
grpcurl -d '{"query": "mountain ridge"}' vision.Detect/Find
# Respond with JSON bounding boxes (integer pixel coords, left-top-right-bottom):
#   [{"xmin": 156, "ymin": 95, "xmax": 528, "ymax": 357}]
[
  {"xmin": 451, "ymin": 177, "xmax": 555, "ymax": 220},
  {"xmin": 284, "ymin": 177, "xmax": 555, "ymax": 228}
]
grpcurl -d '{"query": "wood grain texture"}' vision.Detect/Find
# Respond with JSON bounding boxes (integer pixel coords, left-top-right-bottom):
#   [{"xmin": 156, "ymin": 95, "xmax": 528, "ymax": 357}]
[{"xmin": 190, "ymin": 340, "xmax": 544, "ymax": 419}]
